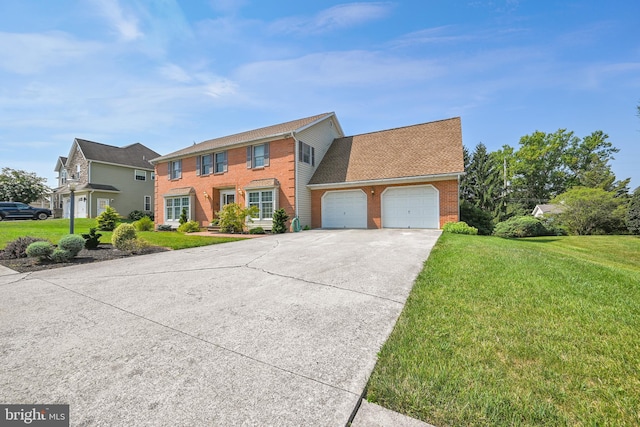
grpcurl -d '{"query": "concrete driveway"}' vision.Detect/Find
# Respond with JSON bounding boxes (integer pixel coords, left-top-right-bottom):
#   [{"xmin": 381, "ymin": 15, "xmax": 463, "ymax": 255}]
[{"xmin": 0, "ymin": 229, "xmax": 440, "ymax": 426}]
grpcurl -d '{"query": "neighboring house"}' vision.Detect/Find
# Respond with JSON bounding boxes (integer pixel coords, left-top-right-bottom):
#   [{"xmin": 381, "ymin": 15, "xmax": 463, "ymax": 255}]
[
  {"xmin": 52, "ymin": 139, "xmax": 160, "ymax": 219},
  {"xmin": 151, "ymin": 113, "xmax": 464, "ymax": 231},
  {"xmin": 532, "ymin": 204, "xmax": 565, "ymax": 218}
]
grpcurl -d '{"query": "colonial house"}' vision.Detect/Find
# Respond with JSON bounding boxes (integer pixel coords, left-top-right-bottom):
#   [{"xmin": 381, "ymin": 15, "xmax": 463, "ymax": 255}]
[
  {"xmin": 53, "ymin": 139, "xmax": 160, "ymax": 219},
  {"xmin": 151, "ymin": 112, "xmax": 464, "ymax": 231}
]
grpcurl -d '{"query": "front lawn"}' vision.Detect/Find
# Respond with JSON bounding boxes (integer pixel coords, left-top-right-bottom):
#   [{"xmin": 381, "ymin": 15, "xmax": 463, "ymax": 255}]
[
  {"xmin": 366, "ymin": 234, "xmax": 640, "ymax": 426},
  {"xmin": 0, "ymin": 218, "xmax": 244, "ymax": 250}
]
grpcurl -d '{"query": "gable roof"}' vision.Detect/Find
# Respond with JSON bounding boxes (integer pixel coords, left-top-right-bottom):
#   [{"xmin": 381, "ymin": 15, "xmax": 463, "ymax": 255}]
[
  {"xmin": 73, "ymin": 139, "xmax": 160, "ymax": 170},
  {"xmin": 532, "ymin": 204, "xmax": 565, "ymax": 216},
  {"xmin": 152, "ymin": 112, "xmax": 340, "ymax": 163},
  {"xmin": 309, "ymin": 117, "xmax": 464, "ymax": 186}
]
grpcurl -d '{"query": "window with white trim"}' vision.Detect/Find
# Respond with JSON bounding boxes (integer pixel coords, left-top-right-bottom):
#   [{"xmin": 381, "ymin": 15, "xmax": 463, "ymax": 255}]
[
  {"xmin": 60, "ymin": 169, "xmax": 67, "ymax": 185},
  {"xmin": 144, "ymin": 196, "xmax": 151, "ymax": 211},
  {"xmin": 165, "ymin": 196, "xmax": 190, "ymax": 221},
  {"xmin": 168, "ymin": 160, "xmax": 182, "ymax": 180},
  {"xmin": 246, "ymin": 143, "xmax": 270, "ymax": 169},
  {"xmin": 248, "ymin": 190, "xmax": 274, "ymax": 219},
  {"xmin": 135, "ymin": 170, "xmax": 147, "ymax": 181},
  {"xmin": 76, "ymin": 164, "xmax": 81, "ymax": 179},
  {"xmin": 197, "ymin": 154, "xmax": 213, "ymax": 175},
  {"xmin": 214, "ymin": 151, "xmax": 227, "ymax": 173},
  {"xmin": 298, "ymin": 141, "xmax": 315, "ymax": 166},
  {"xmin": 151, "ymin": 172, "xmax": 155, "ymax": 180}
]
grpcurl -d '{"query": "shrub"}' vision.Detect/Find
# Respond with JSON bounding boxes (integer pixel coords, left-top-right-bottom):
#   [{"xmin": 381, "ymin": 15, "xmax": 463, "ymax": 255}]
[
  {"xmin": 179, "ymin": 208, "xmax": 188, "ymax": 225},
  {"xmin": 177, "ymin": 220, "xmax": 200, "ymax": 233},
  {"xmin": 272, "ymin": 208, "xmax": 289, "ymax": 234},
  {"xmin": 442, "ymin": 221, "xmax": 478, "ymax": 235},
  {"xmin": 134, "ymin": 216, "xmax": 155, "ymax": 232},
  {"xmin": 112, "ymin": 223, "xmax": 137, "ymax": 251},
  {"xmin": 249, "ymin": 226, "xmax": 265, "ymax": 234},
  {"xmin": 1, "ymin": 237, "xmax": 47, "ymax": 259},
  {"xmin": 26, "ymin": 241, "xmax": 54, "ymax": 261},
  {"xmin": 96, "ymin": 206, "xmax": 121, "ymax": 231},
  {"xmin": 460, "ymin": 201, "xmax": 494, "ymax": 235},
  {"xmin": 303, "ymin": 225, "xmax": 311, "ymax": 231},
  {"xmin": 216, "ymin": 203, "xmax": 259, "ymax": 233},
  {"xmin": 626, "ymin": 186, "xmax": 640, "ymax": 235},
  {"xmin": 128, "ymin": 210, "xmax": 154, "ymax": 221},
  {"xmin": 58, "ymin": 234, "xmax": 85, "ymax": 257},
  {"xmin": 81, "ymin": 228, "xmax": 102, "ymax": 249},
  {"xmin": 50, "ymin": 248, "xmax": 73, "ymax": 263},
  {"xmin": 157, "ymin": 224, "xmax": 173, "ymax": 231},
  {"xmin": 493, "ymin": 216, "xmax": 550, "ymax": 238}
]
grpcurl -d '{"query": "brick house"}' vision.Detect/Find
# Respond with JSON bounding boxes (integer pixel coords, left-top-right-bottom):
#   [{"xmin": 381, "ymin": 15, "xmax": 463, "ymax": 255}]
[
  {"xmin": 151, "ymin": 113, "xmax": 464, "ymax": 231},
  {"xmin": 53, "ymin": 139, "xmax": 160, "ymax": 219}
]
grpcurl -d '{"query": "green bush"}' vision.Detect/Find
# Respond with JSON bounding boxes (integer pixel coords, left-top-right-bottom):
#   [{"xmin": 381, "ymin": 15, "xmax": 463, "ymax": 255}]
[
  {"xmin": 626, "ymin": 186, "xmax": 640, "ymax": 235},
  {"xmin": 442, "ymin": 221, "xmax": 478, "ymax": 235},
  {"xmin": 26, "ymin": 241, "xmax": 54, "ymax": 261},
  {"xmin": 216, "ymin": 203, "xmax": 259, "ymax": 233},
  {"xmin": 272, "ymin": 208, "xmax": 289, "ymax": 234},
  {"xmin": 177, "ymin": 220, "xmax": 200, "ymax": 233},
  {"xmin": 179, "ymin": 207, "xmax": 188, "ymax": 225},
  {"xmin": 1, "ymin": 237, "xmax": 47, "ymax": 259},
  {"xmin": 249, "ymin": 226, "xmax": 265, "ymax": 234},
  {"xmin": 157, "ymin": 224, "xmax": 173, "ymax": 231},
  {"xmin": 493, "ymin": 216, "xmax": 550, "ymax": 238},
  {"xmin": 303, "ymin": 225, "xmax": 311, "ymax": 231},
  {"xmin": 134, "ymin": 216, "xmax": 155, "ymax": 232},
  {"xmin": 81, "ymin": 228, "xmax": 102, "ymax": 249},
  {"xmin": 112, "ymin": 223, "xmax": 137, "ymax": 251},
  {"xmin": 460, "ymin": 201, "xmax": 494, "ymax": 235},
  {"xmin": 128, "ymin": 210, "xmax": 154, "ymax": 221},
  {"xmin": 96, "ymin": 206, "xmax": 121, "ymax": 231},
  {"xmin": 50, "ymin": 248, "xmax": 73, "ymax": 263},
  {"xmin": 58, "ymin": 234, "xmax": 85, "ymax": 257}
]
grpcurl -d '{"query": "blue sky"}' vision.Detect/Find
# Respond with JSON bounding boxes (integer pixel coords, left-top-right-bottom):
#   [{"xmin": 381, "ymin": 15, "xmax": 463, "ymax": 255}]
[{"xmin": 1, "ymin": 0, "xmax": 639, "ymax": 191}]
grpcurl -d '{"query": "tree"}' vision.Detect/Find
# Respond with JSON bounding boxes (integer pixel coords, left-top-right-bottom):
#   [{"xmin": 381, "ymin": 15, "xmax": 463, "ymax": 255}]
[
  {"xmin": 626, "ymin": 187, "xmax": 640, "ymax": 235},
  {"xmin": 550, "ymin": 187, "xmax": 626, "ymax": 235},
  {"xmin": 460, "ymin": 143, "xmax": 503, "ymax": 217},
  {"xmin": 0, "ymin": 167, "xmax": 49, "ymax": 204}
]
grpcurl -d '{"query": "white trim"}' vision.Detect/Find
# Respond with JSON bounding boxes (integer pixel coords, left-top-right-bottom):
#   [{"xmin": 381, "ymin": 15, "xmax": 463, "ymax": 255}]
[
  {"xmin": 381, "ymin": 184, "xmax": 440, "ymax": 229},
  {"xmin": 308, "ymin": 173, "xmax": 463, "ymax": 189}
]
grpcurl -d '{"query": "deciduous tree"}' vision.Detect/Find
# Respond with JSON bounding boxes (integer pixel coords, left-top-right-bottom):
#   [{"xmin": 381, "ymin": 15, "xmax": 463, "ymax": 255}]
[
  {"xmin": 0, "ymin": 167, "xmax": 49, "ymax": 204},
  {"xmin": 551, "ymin": 187, "xmax": 626, "ymax": 235}
]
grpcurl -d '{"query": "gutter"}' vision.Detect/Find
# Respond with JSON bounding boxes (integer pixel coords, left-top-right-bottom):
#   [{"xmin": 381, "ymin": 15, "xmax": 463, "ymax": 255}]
[{"xmin": 306, "ymin": 172, "xmax": 464, "ymax": 190}]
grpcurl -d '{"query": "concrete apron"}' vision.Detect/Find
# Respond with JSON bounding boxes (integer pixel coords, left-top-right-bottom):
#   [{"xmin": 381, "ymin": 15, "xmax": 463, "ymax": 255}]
[{"xmin": 0, "ymin": 229, "xmax": 440, "ymax": 426}]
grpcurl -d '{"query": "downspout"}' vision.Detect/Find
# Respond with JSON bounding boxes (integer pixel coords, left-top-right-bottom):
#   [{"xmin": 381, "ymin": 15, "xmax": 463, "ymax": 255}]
[
  {"xmin": 290, "ymin": 131, "xmax": 299, "ymax": 219},
  {"xmin": 88, "ymin": 190, "xmax": 95, "ymax": 218},
  {"xmin": 457, "ymin": 173, "xmax": 461, "ymax": 221}
]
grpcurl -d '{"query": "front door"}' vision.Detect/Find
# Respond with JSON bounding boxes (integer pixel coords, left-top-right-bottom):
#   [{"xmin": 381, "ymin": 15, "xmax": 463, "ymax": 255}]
[{"xmin": 220, "ymin": 191, "xmax": 235, "ymax": 207}]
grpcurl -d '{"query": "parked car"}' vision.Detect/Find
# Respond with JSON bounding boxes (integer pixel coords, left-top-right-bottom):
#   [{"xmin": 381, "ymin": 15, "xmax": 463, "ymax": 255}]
[{"xmin": 0, "ymin": 202, "xmax": 52, "ymax": 221}]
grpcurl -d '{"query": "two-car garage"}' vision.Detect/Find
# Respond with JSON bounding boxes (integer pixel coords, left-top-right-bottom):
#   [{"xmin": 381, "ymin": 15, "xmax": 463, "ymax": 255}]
[{"xmin": 320, "ymin": 185, "xmax": 440, "ymax": 229}]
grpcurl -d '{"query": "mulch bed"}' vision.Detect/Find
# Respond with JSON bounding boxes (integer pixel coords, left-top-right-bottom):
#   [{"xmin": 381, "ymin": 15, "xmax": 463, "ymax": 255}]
[{"xmin": 0, "ymin": 244, "xmax": 170, "ymax": 273}]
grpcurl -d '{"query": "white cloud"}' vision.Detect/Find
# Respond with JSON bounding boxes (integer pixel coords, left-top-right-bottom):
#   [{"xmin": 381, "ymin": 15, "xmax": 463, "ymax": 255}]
[
  {"xmin": 91, "ymin": 0, "xmax": 143, "ymax": 41},
  {"xmin": 0, "ymin": 31, "xmax": 102, "ymax": 74},
  {"xmin": 270, "ymin": 2, "xmax": 393, "ymax": 35},
  {"xmin": 159, "ymin": 63, "xmax": 193, "ymax": 83}
]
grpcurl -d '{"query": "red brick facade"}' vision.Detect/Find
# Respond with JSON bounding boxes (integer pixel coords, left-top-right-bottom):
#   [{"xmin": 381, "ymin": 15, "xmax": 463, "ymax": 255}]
[
  {"xmin": 154, "ymin": 137, "xmax": 296, "ymax": 227},
  {"xmin": 310, "ymin": 179, "xmax": 459, "ymax": 229}
]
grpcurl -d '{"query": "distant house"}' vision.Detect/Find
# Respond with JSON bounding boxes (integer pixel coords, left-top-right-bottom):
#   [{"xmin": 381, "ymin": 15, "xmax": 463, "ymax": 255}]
[
  {"xmin": 532, "ymin": 204, "xmax": 565, "ymax": 218},
  {"xmin": 151, "ymin": 113, "xmax": 464, "ymax": 231},
  {"xmin": 52, "ymin": 139, "xmax": 160, "ymax": 219}
]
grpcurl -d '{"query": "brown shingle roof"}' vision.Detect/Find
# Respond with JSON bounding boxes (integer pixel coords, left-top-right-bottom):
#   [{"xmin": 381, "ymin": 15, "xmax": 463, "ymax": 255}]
[
  {"xmin": 152, "ymin": 112, "xmax": 335, "ymax": 163},
  {"xmin": 76, "ymin": 139, "xmax": 160, "ymax": 170},
  {"xmin": 309, "ymin": 117, "xmax": 464, "ymax": 185}
]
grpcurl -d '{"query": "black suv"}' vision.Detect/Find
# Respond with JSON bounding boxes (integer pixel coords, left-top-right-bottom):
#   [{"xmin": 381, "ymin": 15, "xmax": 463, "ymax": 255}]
[{"xmin": 0, "ymin": 202, "xmax": 52, "ymax": 221}]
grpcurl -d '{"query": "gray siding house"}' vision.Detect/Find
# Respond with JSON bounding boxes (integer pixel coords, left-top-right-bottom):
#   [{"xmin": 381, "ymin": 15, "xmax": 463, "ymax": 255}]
[{"xmin": 53, "ymin": 139, "xmax": 160, "ymax": 219}]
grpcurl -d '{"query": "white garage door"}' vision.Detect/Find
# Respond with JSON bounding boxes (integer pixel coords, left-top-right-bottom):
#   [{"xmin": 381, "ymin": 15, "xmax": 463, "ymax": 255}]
[
  {"xmin": 322, "ymin": 190, "xmax": 367, "ymax": 228},
  {"xmin": 382, "ymin": 185, "xmax": 439, "ymax": 229}
]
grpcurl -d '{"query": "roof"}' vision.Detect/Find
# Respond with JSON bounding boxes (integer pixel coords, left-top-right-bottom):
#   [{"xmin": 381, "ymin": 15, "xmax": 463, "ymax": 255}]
[
  {"xmin": 152, "ymin": 112, "xmax": 337, "ymax": 163},
  {"xmin": 74, "ymin": 139, "xmax": 160, "ymax": 170},
  {"xmin": 532, "ymin": 204, "xmax": 565, "ymax": 215},
  {"xmin": 309, "ymin": 117, "xmax": 464, "ymax": 186}
]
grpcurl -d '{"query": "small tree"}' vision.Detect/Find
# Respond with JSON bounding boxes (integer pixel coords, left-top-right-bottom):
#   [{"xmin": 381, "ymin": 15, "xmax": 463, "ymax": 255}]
[
  {"xmin": 272, "ymin": 208, "xmax": 289, "ymax": 234},
  {"xmin": 96, "ymin": 206, "xmax": 121, "ymax": 231},
  {"xmin": 0, "ymin": 167, "xmax": 49, "ymax": 204},
  {"xmin": 216, "ymin": 203, "xmax": 259, "ymax": 233},
  {"xmin": 179, "ymin": 208, "xmax": 188, "ymax": 225},
  {"xmin": 626, "ymin": 187, "xmax": 640, "ymax": 235},
  {"xmin": 551, "ymin": 187, "xmax": 626, "ymax": 235}
]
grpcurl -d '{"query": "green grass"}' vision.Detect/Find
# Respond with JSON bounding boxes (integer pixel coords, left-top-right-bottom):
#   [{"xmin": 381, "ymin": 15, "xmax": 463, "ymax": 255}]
[
  {"xmin": 366, "ymin": 234, "xmax": 640, "ymax": 427},
  {"xmin": 0, "ymin": 218, "xmax": 244, "ymax": 250}
]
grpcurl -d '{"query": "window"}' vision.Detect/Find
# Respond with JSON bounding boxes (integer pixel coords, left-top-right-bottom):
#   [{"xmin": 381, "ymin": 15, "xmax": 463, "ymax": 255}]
[
  {"xmin": 214, "ymin": 151, "xmax": 227, "ymax": 174},
  {"xmin": 168, "ymin": 160, "xmax": 182, "ymax": 180},
  {"xmin": 165, "ymin": 196, "xmax": 190, "ymax": 221},
  {"xmin": 135, "ymin": 170, "xmax": 147, "ymax": 181},
  {"xmin": 248, "ymin": 190, "xmax": 274, "ymax": 219},
  {"xmin": 197, "ymin": 154, "xmax": 213, "ymax": 176},
  {"xmin": 76, "ymin": 164, "xmax": 81, "ymax": 179},
  {"xmin": 299, "ymin": 141, "xmax": 315, "ymax": 166},
  {"xmin": 60, "ymin": 169, "xmax": 67, "ymax": 185},
  {"xmin": 246, "ymin": 143, "xmax": 270, "ymax": 169},
  {"xmin": 144, "ymin": 196, "xmax": 151, "ymax": 211},
  {"xmin": 151, "ymin": 172, "xmax": 155, "ymax": 180}
]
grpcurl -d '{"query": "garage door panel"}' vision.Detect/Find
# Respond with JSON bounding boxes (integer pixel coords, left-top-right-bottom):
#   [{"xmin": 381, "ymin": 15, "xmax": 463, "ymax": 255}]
[
  {"xmin": 382, "ymin": 186, "xmax": 438, "ymax": 229},
  {"xmin": 322, "ymin": 190, "xmax": 367, "ymax": 229}
]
